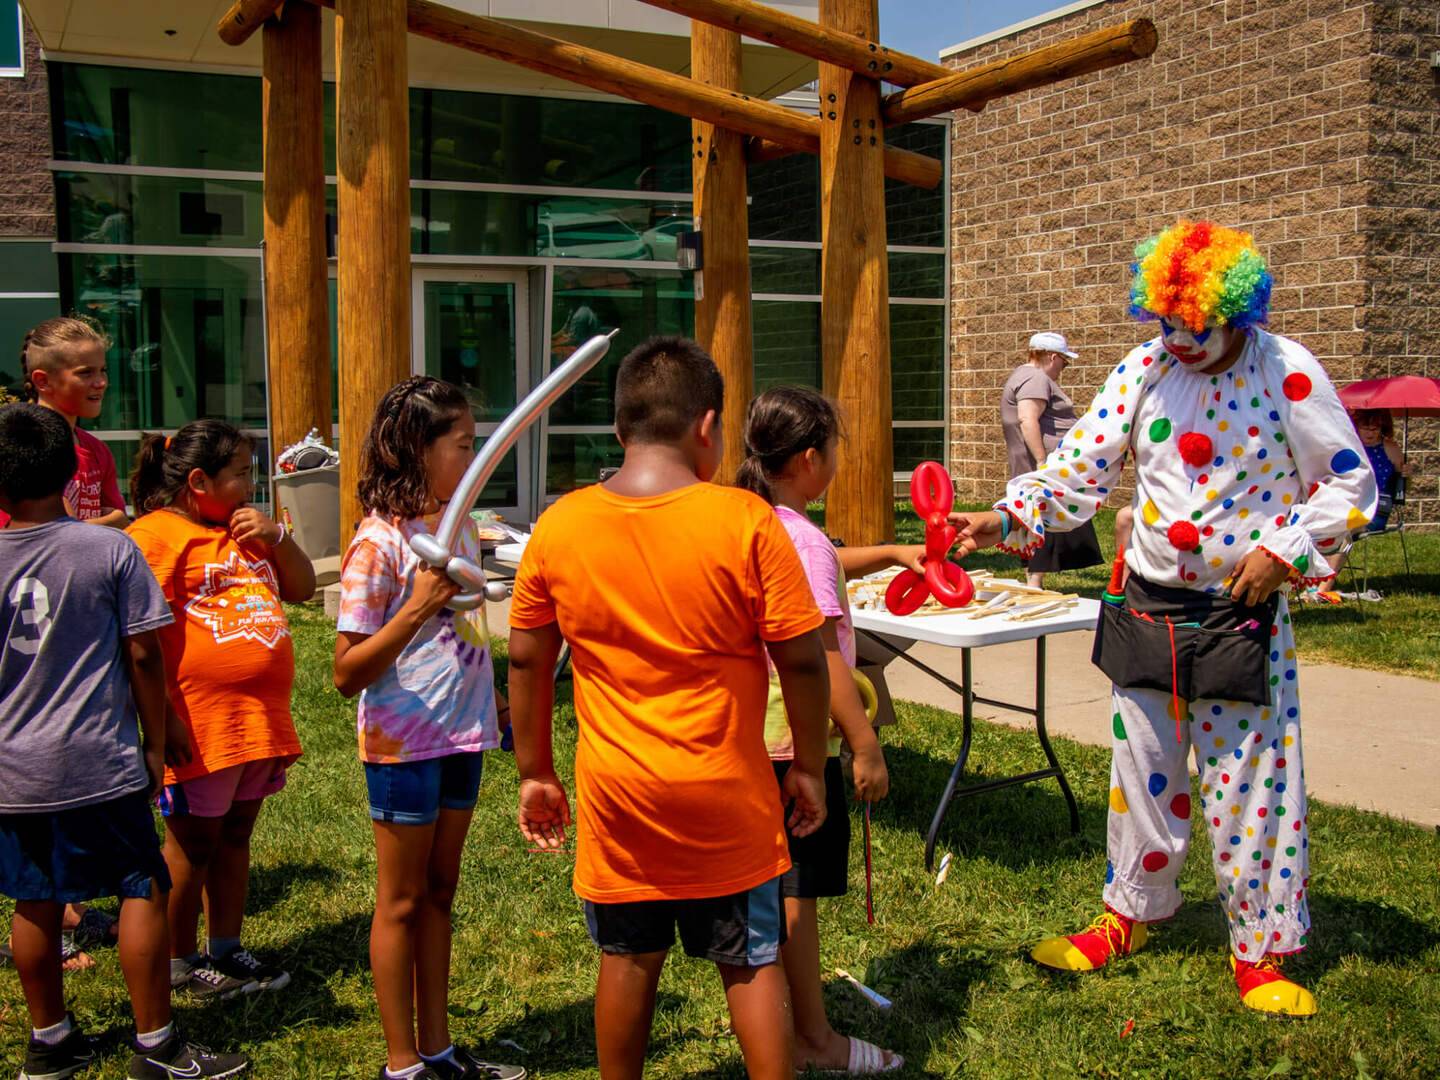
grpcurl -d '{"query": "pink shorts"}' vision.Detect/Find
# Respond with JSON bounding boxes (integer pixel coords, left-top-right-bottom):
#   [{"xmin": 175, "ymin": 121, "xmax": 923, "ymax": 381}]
[{"xmin": 158, "ymin": 757, "xmax": 294, "ymax": 818}]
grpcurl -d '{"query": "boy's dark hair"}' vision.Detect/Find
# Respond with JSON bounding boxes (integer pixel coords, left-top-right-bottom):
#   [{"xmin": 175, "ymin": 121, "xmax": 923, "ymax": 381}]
[
  {"xmin": 130, "ymin": 419, "xmax": 251, "ymax": 514},
  {"xmin": 0, "ymin": 404, "xmax": 77, "ymax": 502},
  {"xmin": 359, "ymin": 376, "xmax": 470, "ymax": 519},
  {"xmin": 736, "ymin": 386, "xmax": 844, "ymax": 505},
  {"xmin": 614, "ymin": 336, "xmax": 724, "ymax": 445}
]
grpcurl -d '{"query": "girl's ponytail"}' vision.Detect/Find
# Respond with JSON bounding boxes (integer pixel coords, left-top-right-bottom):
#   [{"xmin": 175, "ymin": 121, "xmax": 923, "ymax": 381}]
[
  {"xmin": 735, "ymin": 386, "xmax": 844, "ymax": 506},
  {"xmin": 129, "ymin": 432, "xmax": 169, "ymax": 513}
]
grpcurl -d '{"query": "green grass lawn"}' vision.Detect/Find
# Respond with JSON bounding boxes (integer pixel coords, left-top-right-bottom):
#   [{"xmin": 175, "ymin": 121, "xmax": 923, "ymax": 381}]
[
  {"xmin": 4, "ymin": 607, "xmax": 1436, "ymax": 1078},
  {"xmin": 889, "ymin": 503, "xmax": 1440, "ymax": 680}
]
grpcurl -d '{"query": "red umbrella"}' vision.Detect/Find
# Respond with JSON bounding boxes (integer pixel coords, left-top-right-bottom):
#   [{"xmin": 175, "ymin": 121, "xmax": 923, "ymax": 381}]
[{"xmin": 1338, "ymin": 374, "xmax": 1440, "ymax": 459}]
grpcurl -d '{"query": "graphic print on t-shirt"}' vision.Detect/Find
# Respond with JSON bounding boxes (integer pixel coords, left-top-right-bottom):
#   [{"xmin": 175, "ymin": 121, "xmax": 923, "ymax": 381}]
[{"xmin": 185, "ymin": 551, "xmax": 290, "ymax": 649}]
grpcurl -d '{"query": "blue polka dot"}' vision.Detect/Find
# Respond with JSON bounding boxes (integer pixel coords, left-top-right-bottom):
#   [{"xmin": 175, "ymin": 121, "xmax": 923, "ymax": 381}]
[
  {"xmin": 1287, "ymin": 707, "xmax": 1298, "ymax": 718},
  {"xmin": 1213, "ymin": 456, "xmax": 1225, "ymax": 467},
  {"xmin": 1258, "ymin": 448, "xmax": 1268, "ymax": 459},
  {"xmin": 1280, "ymin": 868, "xmax": 1292, "ymax": 879},
  {"xmin": 1248, "ymin": 879, "xmax": 1260, "ymax": 889},
  {"xmin": 1269, "ymin": 410, "xmax": 1280, "ymax": 421},
  {"xmin": 1118, "ymin": 365, "xmax": 1126, "ymax": 374},
  {"xmin": 1234, "ymin": 749, "xmax": 1244, "ymax": 760},
  {"xmin": 1148, "ymin": 772, "xmax": 1168, "ymax": 797},
  {"xmin": 1097, "ymin": 459, "xmax": 1108, "ymax": 469},
  {"xmin": 1224, "ymin": 534, "xmax": 1235, "ymax": 546},
  {"xmin": 1240, "ymin": 783, "xmax": 1250, "ymax": 793},
  {"xmin": 1262, "ymin": 491, "xmax": 1272, "ymax": 502},
  {"xmin": 1276, "ymin": 782, "xmax": 1287, "ymax": 793},
  {"xmin": 1105, "ymin": 860, "xmax": 1115, "ymax": 884},
  {"xmin": 1286, "ymin": 669, "xmax": 1296, "ymax": 680},
  {"xmin": 1228, "ymin": 401, "xmax": 1239, "ymax": 411},
  {"xmin": 1222, "ymin": 498, "xmax": 1235, "ymax": 509},
  {"xmin": 1258, "ymin": 909, "xmax": 1267, "ymax": 919},
  {"xmin": 1331, "ymin": 448, "xmax": 1362, "ymax": 474},
  {"xmin": 1212, "ymin": 705, "xmax": 1223, "ymax": 715},
  {"xmin": 1099, "ymin": 408, "xmax": 1108, "ymax": 418},
  {"xmin": 1271, "ymin": 651, "xmax": 1280, "ymax": 662},
  {"xmin": 1230, "ymin": 835, "xmax": 1241, "ymax": 844}
]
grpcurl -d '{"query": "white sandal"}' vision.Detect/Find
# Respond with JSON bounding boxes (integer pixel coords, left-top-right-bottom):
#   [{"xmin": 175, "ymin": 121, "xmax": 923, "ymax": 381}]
[{"xmin": 832, "ymin": 1037, "xmax": 904, "ymax": 1075}]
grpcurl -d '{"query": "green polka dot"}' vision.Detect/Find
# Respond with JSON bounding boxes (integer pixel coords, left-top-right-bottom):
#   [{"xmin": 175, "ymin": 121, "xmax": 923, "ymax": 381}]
[
  {"xmin": 1068, "ymin": 504, "xmax": 1079, "ymax": 514},
  {"xmin": 1275, "ymin": 432, "xmax": 1286, "ymax": 443},
  {"xmin": 1295, "ymin": 555, "xmax": 1309, "ymax": 573},
  {"xmin": 1121, "ymin": 423, "xmax": 1131, "ymax": 433},
  {"xmin": 1237, "ymin": 471, "xmax": 1247, "ymax": 481},
  {"xmin": 1250, "ymin": 530, "xmax": 1262, "ymax": 540},
  {"xmin": 1276, "ymin": 806, "xmax": 1286, "ymax": 816},
  {"xmin": 1276, "ymin": 904, "xmax": 1286, "ymax": 915},
  {"xmin": 1238, "ymin": 719, "xmax": 1249, "ymax": 730},
  {"xmin": 1285, "ymin": 846, "xmax": 1296, "ymax": 857},
  {"xmin": 1191, "ymin": 510, "xmax": 1203, "ymax": 520},
  {"xmin": 1215, "ymin": 790, "xmax": 1224, "ymax": 800},
  {"xmin": 1113, "ymin": 713, "xmax": 1127, "ymax": 740},
  {"xmin": 1252, "ymin": 851, "xmax": 1262, "ymax": 860},
  {"xmin": 1250, "ymin": 397, "xmax": 1261, "ymax": 408},
  {"xmin": 1264, "ymin": 778, "xmax": 1274, "ymax": 788},
  {"xmin": 1207, "ymin": 756, "xmax": 1219, "ymax": 767},
  {"xmin": 1206, "ymin": 409, "xmax": 1216, "ymax": 420},
  {"xmin": 1148, "ymin": 418, "xmax": 1173, "ymax": 442}
]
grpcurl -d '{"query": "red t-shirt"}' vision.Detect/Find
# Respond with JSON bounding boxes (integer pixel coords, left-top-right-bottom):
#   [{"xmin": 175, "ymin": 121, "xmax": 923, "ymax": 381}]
[{"xmin": 0, "ymin": 425, "xmax": 125, "ymax": 527}]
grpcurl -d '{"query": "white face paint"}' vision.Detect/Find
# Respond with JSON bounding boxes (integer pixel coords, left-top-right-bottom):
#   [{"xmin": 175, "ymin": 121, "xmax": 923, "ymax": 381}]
[{"xmin": 1159, "ymin": 317, "xmax": 1238, "ymax": 368}]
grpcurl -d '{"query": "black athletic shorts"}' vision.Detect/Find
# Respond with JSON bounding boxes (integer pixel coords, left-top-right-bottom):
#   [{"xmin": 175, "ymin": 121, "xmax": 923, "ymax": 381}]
[
  {"xmin": 584, "ymin": 875, "xmax": 785, "ymax": 966},
  {"xmin": 773, "ymin": 756, "xmax": 850, "ymax": 899}
]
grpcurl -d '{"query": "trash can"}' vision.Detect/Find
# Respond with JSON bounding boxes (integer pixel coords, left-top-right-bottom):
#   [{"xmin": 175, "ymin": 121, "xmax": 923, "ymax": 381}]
[{"xmin": 272, "ymin": 464, "xmax": 340, "ymax": 561}]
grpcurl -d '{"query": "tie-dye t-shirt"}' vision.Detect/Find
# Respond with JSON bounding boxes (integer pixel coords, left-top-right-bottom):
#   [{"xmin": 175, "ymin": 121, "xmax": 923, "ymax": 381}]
[
  {"xmin": 336, "ymin": 514, "xmax": 499, "ymax": 763},
  {"xmin": 764, "ymin": 504, "xmax": 852, "ymax": 760}
]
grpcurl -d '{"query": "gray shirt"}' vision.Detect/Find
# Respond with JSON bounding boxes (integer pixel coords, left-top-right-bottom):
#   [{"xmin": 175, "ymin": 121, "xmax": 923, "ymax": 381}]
[
  {"xmin": 0, "ymin": 518, "xmax": 172, "ymax": 812},
  {"xmin": 1000, "ymin": 364, "xmax": 1079, "ymax": 479}
]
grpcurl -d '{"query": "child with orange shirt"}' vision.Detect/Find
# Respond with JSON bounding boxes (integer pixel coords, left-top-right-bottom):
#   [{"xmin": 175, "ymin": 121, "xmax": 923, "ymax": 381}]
[
  {"xmin": 126, "ymin": 420, "xmax": 315, "ymax": 1002},
  {"xmin": 508, "ymin": 336, "xmax": 832, "ymax": 1080}
]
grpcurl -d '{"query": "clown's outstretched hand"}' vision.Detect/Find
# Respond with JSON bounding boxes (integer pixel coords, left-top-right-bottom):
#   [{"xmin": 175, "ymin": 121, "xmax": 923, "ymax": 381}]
[{"xmin": 948, "ymin": 510, "xmax": 1008, "ymax": 557}]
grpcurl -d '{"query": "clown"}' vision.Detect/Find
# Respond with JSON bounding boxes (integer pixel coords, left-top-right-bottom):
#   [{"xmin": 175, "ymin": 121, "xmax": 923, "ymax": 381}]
[{"xmin": 952, "ymin": 221, "xmax": 1377, "ymax": 1016}]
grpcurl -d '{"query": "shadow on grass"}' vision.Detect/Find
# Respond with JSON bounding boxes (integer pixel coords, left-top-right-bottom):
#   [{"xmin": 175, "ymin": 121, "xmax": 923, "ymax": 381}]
[
  {"xmin": 878, "ymin": 745, "xmax": 1104, "ymax": 870},
  {"xmin": 247, "ymin": 861, "xmax": 343, "ymax": 917},
  {"xmin": 485, "ymin": 992, "xmax": 688, "ymax": 1073}
]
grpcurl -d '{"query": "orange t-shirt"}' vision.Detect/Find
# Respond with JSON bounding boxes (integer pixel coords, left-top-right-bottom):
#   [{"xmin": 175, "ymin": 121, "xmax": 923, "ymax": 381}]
[
  {"xmin": 509, "ymin": 482, "xmax": 825, "ymax": 904},
  {"xmin": 127, "ymin": 511, "xmax": 301, "ymax": 784}
]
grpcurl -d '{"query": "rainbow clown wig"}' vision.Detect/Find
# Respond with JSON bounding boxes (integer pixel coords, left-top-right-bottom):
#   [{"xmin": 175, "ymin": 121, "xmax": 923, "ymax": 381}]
[{"xmin": 1128, "ymin": 220, "xmax": 1272, "ymax": 333}]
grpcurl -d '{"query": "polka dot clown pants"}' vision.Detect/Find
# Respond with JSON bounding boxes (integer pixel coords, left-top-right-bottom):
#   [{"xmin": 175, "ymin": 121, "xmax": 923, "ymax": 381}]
[{"xmin": 1102, "ymin": 604, "xmax": 1311, "ymax": 960}]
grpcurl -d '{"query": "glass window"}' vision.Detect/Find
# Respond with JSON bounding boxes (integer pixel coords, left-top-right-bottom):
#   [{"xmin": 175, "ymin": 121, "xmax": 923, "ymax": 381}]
[
  {"xmin": 747, "ymin": 152, "xmax": 819, "ymax": 243},
  {"xmin": 55, "ymin": 171, "xmax": 263, "ymax": 248},
  {"xmin": 891, "ymin": 305, "xmax": 945, "ymax": 421},
  {"xmin": 885, "ymin": 122, "xmax": 946, "ymax": 249},
  {"xmin": 50, "ymin": 62, "xmax": 263, "ymax": 171},
  {"xmin": 60, "ymin": 252, "xmax": 265, "ymax": 431},
  {"xmin": 751, "ymin": 246, "xmax": 820, "ymax": 296},
  {"xmin": 752, "ymin": 300, "xmax": 820, "ymax": 391},
  {"xmin": 418, "ymin": 90, "xmax": 692, "ymax": 191},
  {"xmin": 2, "ymin": 2, "xmax": 22, "ymax": 75},
  {"xmin": 546, "ymin": 432, "xmax": 622, "ymax": 497},
  {"xmin": 547, "ymin": 266, "xmax": 693, "ymax": 425},
  {"xmin": 894, "ymin": 426, "xmax": 946, "ymax": 472},
  {"xmin": 888, "ymin": 251, "xmax": 944, "ymax": 299},
  {"xmin": 418, "ymin": 279, "xmax": 519, "ymax": 424}
]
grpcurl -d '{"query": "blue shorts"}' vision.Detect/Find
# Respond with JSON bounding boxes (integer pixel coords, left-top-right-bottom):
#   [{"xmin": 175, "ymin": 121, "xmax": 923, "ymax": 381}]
[
  {"xmin": 0, "ymin": 791, "xmax": 172, "ymax": 903},
  {"xmin": 363, "ymin": 752, "xmax": 485, "ymax": 826}
]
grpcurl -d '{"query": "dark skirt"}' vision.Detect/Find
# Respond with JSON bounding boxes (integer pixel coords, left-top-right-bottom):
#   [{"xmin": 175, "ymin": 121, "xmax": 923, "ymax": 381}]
[{"xmin": 1024, "ymin": 520, "xmax": 1103, "ymax": 573}]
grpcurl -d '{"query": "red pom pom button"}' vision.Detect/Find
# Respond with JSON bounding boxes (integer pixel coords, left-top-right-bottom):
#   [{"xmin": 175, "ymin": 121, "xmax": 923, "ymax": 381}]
[
  {"xmin": 1178, "ymin": 432, "xmax": 1213, "ymax": 467},
  {"xmin": 1167, "ymin": 521, "xmax": 1200, "ymax": 550}
]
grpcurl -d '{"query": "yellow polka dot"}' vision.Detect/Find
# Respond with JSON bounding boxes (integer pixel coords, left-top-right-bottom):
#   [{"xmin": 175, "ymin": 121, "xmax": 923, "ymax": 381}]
[
  {"xmin": 1263, "ymin": 884, "xmax": 1271, "ymax": 894},
  {"xmin": 1267, "ymin": 838, "xmax": 1277, "ymax": 848},
  {"xmin": 1239, "ymin": 508, "xmax": 1250, "ymax": 519},
  {"xmin": 1285, "ymin": 649, "xmax": 1295, "ymax": 660},
  {"xmin": 1142, "ymin": 500, "xmax": 1160, "ymax": 526},
  {"xmin": 1246, "ymin": 827, "xmax": 1255, "ymax": 838},
  {"xmin": 1210, "ymin": 558, "xmax": 1223, "ymax": 568},
  {"xmin": 1261, "ymin": 709, "xmax": 1271, "ymax": 720},
  {"xmin": 1232, "ymin": 446, "xmax": 1244, "ymax": 457},
  {"xmin": 1255, "ymin": 932, "xmax": 1264, "ymax": 943},
  {"xmin": 1283, "ymin": 735, "xmax": 1294, "ymax": 747},
  {"xmin": 1074, "ymin": 429, "xmax": 1085, "ymax": 439},
  {"xmin": 1075, "ymin": 462, "xmax": 1087, "ymax": 473},
  {"xmin": 1056, "ymin": 511, "xmax": 1067, "ymax": 521},
  {"xmin": 1347, "ymin": 507, "xmax": 1371, "ymax": 530},
  {"xmin": 1231, "ymin": 806, "xmax": 1242, "ymax": 816},
  {"xmin": 1206, "ymin": 490, "xmax": 1218, "ymax": 501},
  {"xmin": 1249, "ymin": 756, "xmax": 1260, "ymax": 768},
  {"xmin": 1110, "ymin": 787, "xmax": 1128, "ymax": 813},
  {"xmin": 1058, "ymin": 468, "xmax": 1070, "ymax": 479},
  {"xmin": 1233, "ymin": 868, "xmax": 1241, "ymax": 878},
  {"xmin": 1119, "ymin": 384, "xmax": 1128, "ymax": 395},
  {"xmin": 1202, "ymin": 783, "xmax": 1212, "ymax": 794},
  {"xmin": 1219, "ymin": 420, "xmax": 1230, "ymax": 432},
  {"xmin": 1236, "ymin": 378, "xmax": 1246, "ymax": 389},
  {"xmin": 1262, "ymin": 462, "xmax": 1273, "ymax": 473},
  {"xmin": 1282, "ymin": 494, "xmax": 1293, "ymax": 505},
  {"xmin": 1213, "ymin": 737, "xmax": 1224, "ymax": 748}
]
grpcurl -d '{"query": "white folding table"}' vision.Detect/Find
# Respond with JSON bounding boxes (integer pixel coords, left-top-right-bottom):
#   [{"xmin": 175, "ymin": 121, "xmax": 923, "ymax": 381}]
[{"xmin": 851, "ymin": 599, "xmax": 1101, "ymax": 868}]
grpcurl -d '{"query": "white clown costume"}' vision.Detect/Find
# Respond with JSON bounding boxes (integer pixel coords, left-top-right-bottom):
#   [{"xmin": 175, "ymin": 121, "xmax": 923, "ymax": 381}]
[{"xmin": 992, "ymin": 223, "xmax": 1377, "ymax": 1016}]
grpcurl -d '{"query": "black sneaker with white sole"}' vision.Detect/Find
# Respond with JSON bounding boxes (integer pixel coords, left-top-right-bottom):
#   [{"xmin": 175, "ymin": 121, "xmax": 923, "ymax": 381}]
[
  {"xmin": 209, "ymin": 948, "xmax": 290, "ymax": 993},
  {"xmin": 426, "ymin": 1047, "xmax": 526, "ymax": 1080},
  {"xmin": 127, "ymin": 1032, "xmax": 248, "ymax": 1080},
  {"xmin": 175, "ymin": 961, "xmax": 256, "ymax": 1002},
  {"xmin": 18, "ymin": 1017, "xmax": 97, "ymax": 1080},
  {"xmin": 373, "ymin": 1068, "xmax": 444, "ymax": 1080}
]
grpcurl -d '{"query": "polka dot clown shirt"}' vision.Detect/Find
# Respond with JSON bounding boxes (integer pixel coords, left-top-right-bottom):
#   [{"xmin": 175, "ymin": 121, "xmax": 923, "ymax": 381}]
[{"xmin": 996, "ymin": 329, "xmax": 1379, "ymax": 592}]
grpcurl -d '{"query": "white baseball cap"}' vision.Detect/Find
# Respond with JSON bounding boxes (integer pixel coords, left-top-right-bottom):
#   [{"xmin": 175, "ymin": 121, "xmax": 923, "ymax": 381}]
[{"xmin": 1029, "ymin": 331, "xmax": 1079, "ymax": 359}]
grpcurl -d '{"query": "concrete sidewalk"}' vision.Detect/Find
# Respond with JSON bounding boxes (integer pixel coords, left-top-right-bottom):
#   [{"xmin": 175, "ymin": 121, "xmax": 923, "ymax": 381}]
[{"xmin": 875, "ymin": 628, "xmax": 1440, "ymax": 829}]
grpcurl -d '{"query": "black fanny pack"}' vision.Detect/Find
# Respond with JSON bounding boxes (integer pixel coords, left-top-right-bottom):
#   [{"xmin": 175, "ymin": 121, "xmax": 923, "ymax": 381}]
[{"xmin": 1091, "ymin": 575, "xmax": 1279, "ymax": 707}]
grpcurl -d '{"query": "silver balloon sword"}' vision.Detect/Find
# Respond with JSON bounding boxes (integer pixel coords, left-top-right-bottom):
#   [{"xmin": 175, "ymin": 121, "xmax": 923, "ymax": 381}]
[{"xmin": 409, "ymin": 329, "xmax": 619, "ymax": 612}]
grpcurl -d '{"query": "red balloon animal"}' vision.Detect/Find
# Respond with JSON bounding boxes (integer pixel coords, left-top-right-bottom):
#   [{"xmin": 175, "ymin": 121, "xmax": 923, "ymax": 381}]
[{"xmin": 884, "ymin": 461, "xmax": 975, "ymax": 616}]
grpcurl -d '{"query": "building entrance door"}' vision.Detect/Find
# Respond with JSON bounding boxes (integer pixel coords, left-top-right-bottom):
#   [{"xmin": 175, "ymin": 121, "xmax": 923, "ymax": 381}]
[{"xmin": 411, "ymin": 268, "xmax": 531, "ymax": 523}]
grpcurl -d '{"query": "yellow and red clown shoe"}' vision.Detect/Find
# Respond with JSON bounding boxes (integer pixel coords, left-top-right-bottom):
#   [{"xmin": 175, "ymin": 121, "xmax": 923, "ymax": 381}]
[
  {"xmin": 1231, "ymin": 954, "xmax": 1318, "ymax": 1017},
  {"xmin": 1030, "ymin": 908, "xmax": 1148, "ymax": 971}
]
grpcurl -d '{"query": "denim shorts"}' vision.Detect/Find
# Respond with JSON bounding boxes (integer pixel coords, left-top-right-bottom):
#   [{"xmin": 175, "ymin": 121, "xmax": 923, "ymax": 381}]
[
  {"xmin": 584, "ymin": 875, "xmax": 785, "ymax": 967},
  {"xmin": 363, "ymin": 752, "xmax": 484, "ymax": 826},
  {"xmin": 0, "ymin": 791, "xmax": 172, "ymax": 903}
]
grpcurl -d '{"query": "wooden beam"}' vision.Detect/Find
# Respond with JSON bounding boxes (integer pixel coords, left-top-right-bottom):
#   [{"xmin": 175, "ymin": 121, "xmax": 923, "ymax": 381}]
[
  {"xmin": 262, "ymin": 2, "xmax": 331, "ymax": 459},
  {"xmin": 636, "ymin": 0, "xmax": 956, "ymax": 88},
  {"xmin": 819, "ymin": 0, "xmax": 892, "ymax": 545},
  {"xmin": 884, "ymin": 18, "xmax": 1158, "ymax": 125},
  {"xmin": 218, "ymin": 0, "xmax": 286, "ymax": 46},
  {"xmin": 335, "ymin": 0, "xmax": 411, "ymax": 542},
  {"xmin": 306, "ymin": 0, "xmax": 940, "ymax": 189},
  {"xmin": 690, "ymin": 21, "xmax": 753, "ymax": 482}
]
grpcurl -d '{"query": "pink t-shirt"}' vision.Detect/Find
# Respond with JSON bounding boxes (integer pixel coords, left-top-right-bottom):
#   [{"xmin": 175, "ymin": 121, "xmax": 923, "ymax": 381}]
[
  {"xmin": 0, "ymin": 424, "xmax": 125, "ymax": 528},
  {"xmin": 764, "ymin": 504, "xmax": 853, "ymax": 760}
]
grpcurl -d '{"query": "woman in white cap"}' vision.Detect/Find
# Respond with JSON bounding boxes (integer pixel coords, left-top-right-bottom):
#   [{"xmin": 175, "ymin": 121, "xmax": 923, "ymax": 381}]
[{"xmin": 999, "ymin": 332, "xmax": 1102, "ymax": 587}]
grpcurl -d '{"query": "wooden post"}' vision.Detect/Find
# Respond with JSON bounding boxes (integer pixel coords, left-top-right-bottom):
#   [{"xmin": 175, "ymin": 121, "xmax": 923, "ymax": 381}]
[
  {"xmin": 819, "ymin": 0, "xmax": 892, "ymax": 544},
  {"xmin": 690, "ymin": 22, "xmax": 752, "ymax": 482},
  {"xmin": 262, "ymin": 2, "xmax": 331, "ymax": 460},
  {"xmin": 218, "ymin": 0, "xmax": 286, "ymax": 45},
  {"xmin": 336, "ymin": 0, "xmax": 411, "ymax": 540}
]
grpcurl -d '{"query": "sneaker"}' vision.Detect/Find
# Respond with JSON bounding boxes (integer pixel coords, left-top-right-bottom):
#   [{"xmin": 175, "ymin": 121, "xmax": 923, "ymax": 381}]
[
  {"xmin": 373, "ymin": 1068, "xmax": 444, "ymax": 1080},
  {"xmin": 427, "ymin": 1047, "xmax": 526, "ymax": 1080},
  {"xmin": 128, "ymin": 1032, "xmax": 248, "ymax": 1080},
  {"xmin": 1030, "ymin": 908, "xmax": 1148, "ymax": 971},
  {"xmin": 210, "ymin": 947, "xmax": 290, "ymax": 993},
  {"xmin": 175, "ymin": 960, "xmax": 257, "ymax": 1002},
  {"xmin": 18, "ymin": 1016, "xmax": 96, "ymax": 1080},
  {"xmin": 1231, "ymin": 954, "xmax": 1318, "ymax": 1017}
]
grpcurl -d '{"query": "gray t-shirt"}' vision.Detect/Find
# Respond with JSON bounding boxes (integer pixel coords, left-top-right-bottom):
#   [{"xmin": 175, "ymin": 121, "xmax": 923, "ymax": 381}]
[
  {"xmin": 0, "ymin": 518, "xmax": 172, "ymax": 812},
  {"xmin": 1000, "ymin": 364, "xmax": 1079, "ymax": 479}
]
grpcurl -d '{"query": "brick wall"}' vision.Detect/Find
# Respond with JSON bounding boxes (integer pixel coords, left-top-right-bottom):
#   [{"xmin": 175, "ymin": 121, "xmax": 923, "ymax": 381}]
[
  {"xmin": 945, "ymin": 0, "xmax": 1439, "ymax": 527},
  {"xmin": 0, "ymin": 14, "xmax": 53, "ymax": 238}
]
